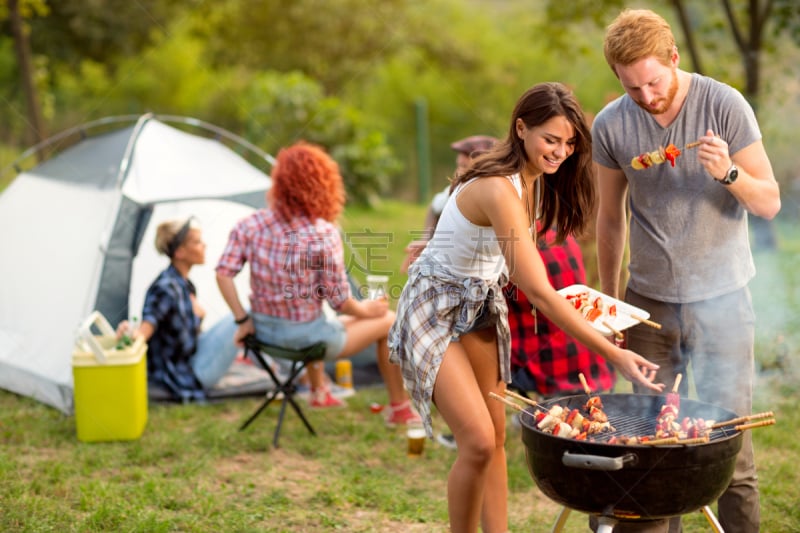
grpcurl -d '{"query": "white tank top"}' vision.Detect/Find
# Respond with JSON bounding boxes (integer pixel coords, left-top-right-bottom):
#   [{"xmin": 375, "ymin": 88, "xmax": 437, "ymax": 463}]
[{"xmin": 422, "ymin": 174, "xmax": 523, "ymax": 280}]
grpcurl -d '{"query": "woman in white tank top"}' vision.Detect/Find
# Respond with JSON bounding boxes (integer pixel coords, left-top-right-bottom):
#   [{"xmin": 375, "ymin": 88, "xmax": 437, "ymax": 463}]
[{"xmin": 388, "ymin": 82, "xmax": 665, "ymax": 533}]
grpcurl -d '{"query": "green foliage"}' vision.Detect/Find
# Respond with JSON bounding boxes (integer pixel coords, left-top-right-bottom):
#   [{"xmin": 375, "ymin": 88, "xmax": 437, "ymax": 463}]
[
  {"xmin": 197, "ymin": 0, "xmax": 412, "ymax": 94},
  {"xmin": 772, "ymin": 0, "xmax": 800, "ymax": 44},
  {"xmin": 1, "ymin": 0, "xmax": 798, "ymax": 204},
  {"xmin": 0, "ymin": 0, "xmax": 49, "ymax": 21},
  {"xmin": 28, "ymin": 0, "xmax": 181, "ymax": 67},
  {"xmin": 50, "ymin": 19, "xmax": 217, "ymax": 125},
  {"xmin": 227, "ymin": 70, "xmax": 402, "ymax": 205}
]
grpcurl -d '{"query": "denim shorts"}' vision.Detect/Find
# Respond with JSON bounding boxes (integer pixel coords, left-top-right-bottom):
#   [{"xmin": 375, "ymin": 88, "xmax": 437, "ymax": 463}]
[
  {"xmin": 451, "ymin": 303, "xmax": 496, "ymax": 341},
  {"xmin": 252, "ymin": 311, "xmax": 347, "ymax": 360}
]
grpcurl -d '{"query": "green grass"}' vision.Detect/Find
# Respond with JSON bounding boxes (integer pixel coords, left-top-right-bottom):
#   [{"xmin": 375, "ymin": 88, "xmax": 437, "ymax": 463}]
[{"xmin": 1, "ymin": 201, "xmax": 799, "ymax": 532}]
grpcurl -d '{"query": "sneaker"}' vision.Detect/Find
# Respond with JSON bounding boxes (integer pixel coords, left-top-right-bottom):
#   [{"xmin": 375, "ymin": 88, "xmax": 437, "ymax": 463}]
[
  {"xmin": 384, "ymin": 400, "xmax": 422, "ymax": 427},
  {"xmin": 295, "ymin": 384, "xmax": 311, "ymax": 400},
  {"xmin": 329, "ymin": 383, "xmax": 356, "ymax": 399},
  {"xmin": 297, "ymin": 382, "xmax": 354, "ymax": 400},
  {"xmin": 436, "ymin": 433, "xmax": 457, "ymax": 450},
  {"xmin": 309, "ymin": 389, "xmax": 346, "ymax": 408}
]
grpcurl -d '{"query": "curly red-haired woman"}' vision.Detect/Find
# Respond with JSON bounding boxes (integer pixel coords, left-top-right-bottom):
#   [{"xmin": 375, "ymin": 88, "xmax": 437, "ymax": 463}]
[{"xmin": 216, "ymin": 142, "xmax": 419, "ymax": 421}]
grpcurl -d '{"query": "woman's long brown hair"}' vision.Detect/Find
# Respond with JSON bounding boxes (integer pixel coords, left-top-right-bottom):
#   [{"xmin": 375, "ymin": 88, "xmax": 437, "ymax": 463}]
[{"xmin": 452, "ymin": 82, "xmax": 594, "ymax": 243}]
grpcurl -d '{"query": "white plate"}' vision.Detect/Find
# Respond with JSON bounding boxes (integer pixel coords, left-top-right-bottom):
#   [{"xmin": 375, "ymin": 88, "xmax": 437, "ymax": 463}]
[{"xmin": 556, "ymin": 284, "xmax": 651, "ymax": 336}]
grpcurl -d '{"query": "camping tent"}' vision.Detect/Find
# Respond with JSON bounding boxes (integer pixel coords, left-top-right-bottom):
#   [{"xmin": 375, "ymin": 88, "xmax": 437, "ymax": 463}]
[{"xmin": 0, "ymin": 114, "xmax": 274, "ymax": 414}]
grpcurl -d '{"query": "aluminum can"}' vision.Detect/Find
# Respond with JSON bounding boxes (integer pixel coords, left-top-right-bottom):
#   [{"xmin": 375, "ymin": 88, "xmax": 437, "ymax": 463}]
[{"xmin": 335, "ymin": 360, "xmax": 353, "ymax": 388}]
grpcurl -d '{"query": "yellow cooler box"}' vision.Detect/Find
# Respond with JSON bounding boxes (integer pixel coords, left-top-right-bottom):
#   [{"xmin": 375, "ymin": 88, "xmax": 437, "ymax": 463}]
[{"xmin": 72, "ymin": 311, "xmax": 148, "ymax": 442}]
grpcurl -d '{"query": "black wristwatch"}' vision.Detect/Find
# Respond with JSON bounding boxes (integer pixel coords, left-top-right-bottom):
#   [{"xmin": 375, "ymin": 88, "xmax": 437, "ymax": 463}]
[
  {"xmin": 234, "ymin": 313, "xmax": 250, "ymax": 325},
  {"xmin": 718, "ymin": 164, "xmax": 738, "ymax": 185}
]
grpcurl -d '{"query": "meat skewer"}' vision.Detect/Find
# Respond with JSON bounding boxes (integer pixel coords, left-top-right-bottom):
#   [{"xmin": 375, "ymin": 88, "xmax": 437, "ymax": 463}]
[
  {"xmin": 504, "ymin": 388, "xmax": 540, "ymax": 408},
  {"xmin": 735, "ymin": 419, "xmax": 776, "ymax": 431},
  {"xmin": 642, "ymin": 436, "xmax": 680, "ymax": 445},
  {"xmin": 578, "ymin": 372, "xmax": 593, "ymax": 396},
  {"xmin": 630, "ymin": 313, "xmax": 662, "ymax": 330},
  {"xmin": 489, "ymin": 392, "xmax": 535, "ymax": 419},
  {"xmin": 578, "ymin": 373, "xmax": 613, "ymax": 429},
  {"xmin": 712, "ymin": 411, "xmax": 775, "ymax": 429},
  {"xmin": 677, "ymin": 436, "xmax": 710, "ymax": 445},
  {"xmin": 630, "ymin": 140, "xmax": 701, "ymax": 170},
  {"xmin": 655, "ymin": 374, "xmax": 682, "ymax": 438},
  {"xmin": 602, "ymin": 320, "xmax": 624, "ymax": 342}
]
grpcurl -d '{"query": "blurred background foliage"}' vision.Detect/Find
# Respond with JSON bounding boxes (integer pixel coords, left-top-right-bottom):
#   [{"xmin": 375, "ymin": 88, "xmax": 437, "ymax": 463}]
[{"xmin": 1, "ymin": 0, "xmax": 799, "ymax": 208}]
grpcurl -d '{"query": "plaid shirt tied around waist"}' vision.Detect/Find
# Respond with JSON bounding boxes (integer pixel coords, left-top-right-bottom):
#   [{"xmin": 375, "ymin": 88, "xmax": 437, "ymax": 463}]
[{"xmin": 388, "ymin": 255, "xmax": 510, "ymax": 437}]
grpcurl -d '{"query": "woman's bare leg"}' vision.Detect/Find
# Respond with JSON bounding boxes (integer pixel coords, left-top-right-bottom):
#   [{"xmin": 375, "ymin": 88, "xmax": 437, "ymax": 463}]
[
  {"xmin": 434, "ymin": 328, "xmax": 507, "ymax": 533},
  {"xmin": 306, "ymin": 361, "xmax": 326, "ymax": 390},
  {"xmin": 338, "ymin": 312, "xmax": 407, "ymax": 403}
]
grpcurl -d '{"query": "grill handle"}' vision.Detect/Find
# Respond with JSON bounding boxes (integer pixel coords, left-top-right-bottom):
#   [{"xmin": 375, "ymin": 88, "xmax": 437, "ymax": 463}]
[{"xmin": 562, "ymin": 451, "xmax": 638, "ymax": 471}]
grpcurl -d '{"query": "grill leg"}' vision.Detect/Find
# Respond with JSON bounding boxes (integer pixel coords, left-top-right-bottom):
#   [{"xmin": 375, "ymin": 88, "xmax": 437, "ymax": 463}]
[
  {"xmin": 701, "ymin": 506, "xmax": 724, "ymax": 533},
  {"xmin": 596, "ymin": 516, "xmax": 617, "ymax": 533},
  {"xmin": 551, "ymin": 507, "xmax": 571, "ymax": 532}
]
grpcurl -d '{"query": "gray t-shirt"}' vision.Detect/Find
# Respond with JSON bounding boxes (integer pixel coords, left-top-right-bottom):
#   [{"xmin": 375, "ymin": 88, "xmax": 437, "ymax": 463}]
[{"xmin": 592, "ymin": 73, "xmax": 760, "ymax": 303}]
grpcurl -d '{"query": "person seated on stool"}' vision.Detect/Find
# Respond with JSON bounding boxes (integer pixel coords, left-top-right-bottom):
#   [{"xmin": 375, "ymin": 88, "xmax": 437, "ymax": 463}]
[
  {"xmin": 215, "ymin": 141, "xmax": 421, "ymax": 425},
  {"xmin": 117, "ymin": 217, "xmax": 251, "ymax": 403}
]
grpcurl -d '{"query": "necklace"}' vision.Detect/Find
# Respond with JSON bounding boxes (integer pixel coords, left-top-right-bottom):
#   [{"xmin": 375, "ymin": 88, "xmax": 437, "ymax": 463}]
[
  {"xmin": 519, "ymin": 174, "xmax": 538, "ymax": 334},
  {"xmin": 520, "ymin": 175, "xmax": 533, "ymax": 230}
]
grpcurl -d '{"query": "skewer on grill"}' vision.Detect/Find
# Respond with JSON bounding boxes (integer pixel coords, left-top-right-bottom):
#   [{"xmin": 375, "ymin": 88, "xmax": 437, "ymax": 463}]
[
  {"xmin": 489, "ymin": 391, "xmax": 527, "ymax": 413},
  {"xmin": 711, "ymin": 411, "xmax": 775, "ymax": 429},
  {"xmin": 578, "ymin": 373, "xmax": 592, "ymax": 396},
  {"xmin": 677, "ymin": 436, "xmax": 710, "ymax": 445},
  {"xmin": 655, "ymin": 374, "xmax": 681, "ymax": 439},
  {"xmin": 735, "ymin": 419, "xmax": 776, "ymax": 431},
  {"xmin": 504, "ymin": 389, "xmax": 539, "ymax": 408},
  {"xmin": 630, "ymin": 313, "xmax": 662, "ymax": 330},
  {"xmin": 671, "ymin": 374, "xmax": 682, "ymax": 394},
  {"xmin": 489, "ymin": 392, "xmax": 549, "ymax": 425},
  {"xmin": 642, "ymin": 436, "xmax": 680, "ymax": 445}
]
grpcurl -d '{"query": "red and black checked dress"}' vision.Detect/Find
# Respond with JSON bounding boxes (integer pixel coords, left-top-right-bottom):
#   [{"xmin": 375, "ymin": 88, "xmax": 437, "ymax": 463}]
[{"xmin": 507, "ymin": 229, "xmax": 616, "ymax": 398}]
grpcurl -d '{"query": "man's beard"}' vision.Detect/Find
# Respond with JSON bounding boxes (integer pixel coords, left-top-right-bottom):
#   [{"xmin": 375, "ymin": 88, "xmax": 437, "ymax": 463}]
[{"xmin": 635, "ymin": 69, "xmax": 679, "ymax": 115}]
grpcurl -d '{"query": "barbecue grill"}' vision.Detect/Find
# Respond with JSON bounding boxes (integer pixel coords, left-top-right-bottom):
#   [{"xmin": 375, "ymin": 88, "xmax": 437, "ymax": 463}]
[{"xmin": 519, "ymin": 393, "xmax": 743, "ymax": 532}]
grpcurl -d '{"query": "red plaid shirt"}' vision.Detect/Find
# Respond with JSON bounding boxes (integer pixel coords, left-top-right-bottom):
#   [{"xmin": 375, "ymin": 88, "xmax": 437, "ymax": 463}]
[
  {"xmin": 215, "ymin": 209, "xmax": 351, "ymax": 322},
  {"xmin": 507, "ymin": 229, "xmax": 616, "ymax": 397}
]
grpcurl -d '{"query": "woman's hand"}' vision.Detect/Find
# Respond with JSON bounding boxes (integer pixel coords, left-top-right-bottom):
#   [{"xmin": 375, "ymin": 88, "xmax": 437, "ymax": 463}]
[
  {"xmin": 115, "ymin": 320, "xmax": 131, "ymax": 340},
  {"xmin": 115, "ymin": 319, "xmax": 153, "ymax": 342},
  {"xmin": 359, "ymin": 298, "xmax": 389, "ymax": 318},
  {"xmin": 234, "ymin": 317, "xmax": 255, "ymax": 346},
  {"xmin": 610, "ymin": 348, "xmax": 664, "ymax": 392}
]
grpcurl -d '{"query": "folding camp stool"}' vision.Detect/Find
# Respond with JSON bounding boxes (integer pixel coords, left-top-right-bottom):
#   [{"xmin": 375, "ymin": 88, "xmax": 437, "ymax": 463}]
[{"xmin": 239, "ymin": 335, "xmax": 327, "ymax": 447}]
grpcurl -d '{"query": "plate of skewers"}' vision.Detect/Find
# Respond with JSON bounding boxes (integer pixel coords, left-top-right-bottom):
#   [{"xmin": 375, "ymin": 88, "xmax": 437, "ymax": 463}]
[{"xmin": 557, "ymin": 284, "xmax": 660, "ymax": 337}]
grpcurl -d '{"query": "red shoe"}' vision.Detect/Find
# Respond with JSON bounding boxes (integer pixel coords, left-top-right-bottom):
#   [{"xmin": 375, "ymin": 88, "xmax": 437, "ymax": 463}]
[
  {"xmin": 384, "ymin": 400, "xmax": 422, "ymax": 427},
  {"xmin": 309, "ymin": 389, "xmax": 345, "ymax": 408}
]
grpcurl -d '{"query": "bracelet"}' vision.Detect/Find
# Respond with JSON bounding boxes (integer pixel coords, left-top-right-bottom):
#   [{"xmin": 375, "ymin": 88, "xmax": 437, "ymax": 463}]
[{"xmin": 234, "ymin": 314, "xmax": 250, "ymax": 325}]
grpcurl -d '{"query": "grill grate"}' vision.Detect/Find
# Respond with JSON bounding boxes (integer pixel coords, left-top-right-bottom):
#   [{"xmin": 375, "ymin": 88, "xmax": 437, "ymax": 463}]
[
  {"xmin": 594, "ymin": 411, "xmax": 738, "ymax": 443},
  {"xmin": 525, "ymin": 398, "xmax": 739, "ymax": 444}
]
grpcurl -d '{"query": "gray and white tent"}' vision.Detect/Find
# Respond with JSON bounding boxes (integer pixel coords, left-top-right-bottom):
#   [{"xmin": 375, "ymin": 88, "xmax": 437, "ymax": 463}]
[{"xmin": 0, "ymin": 114, "xmax": 273, "ymax": 414}]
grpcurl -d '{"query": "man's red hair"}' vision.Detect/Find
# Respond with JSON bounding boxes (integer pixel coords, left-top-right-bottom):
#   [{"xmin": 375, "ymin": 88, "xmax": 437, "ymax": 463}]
[{"xmin": 271, "ymin": 141, "xmax": 345, "ymax": 223}]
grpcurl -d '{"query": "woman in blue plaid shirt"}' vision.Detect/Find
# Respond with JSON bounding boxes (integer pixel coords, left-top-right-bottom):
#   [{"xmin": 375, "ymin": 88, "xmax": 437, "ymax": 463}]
[{"xmin": 121, "ymin": 217, "xmax": 242, "ymax": 403}]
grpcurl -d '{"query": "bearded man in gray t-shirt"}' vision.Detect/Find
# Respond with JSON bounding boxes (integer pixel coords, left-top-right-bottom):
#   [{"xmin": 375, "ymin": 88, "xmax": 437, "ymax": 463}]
[{"xmin": 591, "ymin": 8, "xmax": 780, "ymax": 533}]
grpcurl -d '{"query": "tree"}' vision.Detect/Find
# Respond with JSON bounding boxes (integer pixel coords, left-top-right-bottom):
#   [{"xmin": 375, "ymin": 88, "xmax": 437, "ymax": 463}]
[{"xmin": 4, "ymin": 0, "xmax": 48, "ymax": 146}]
